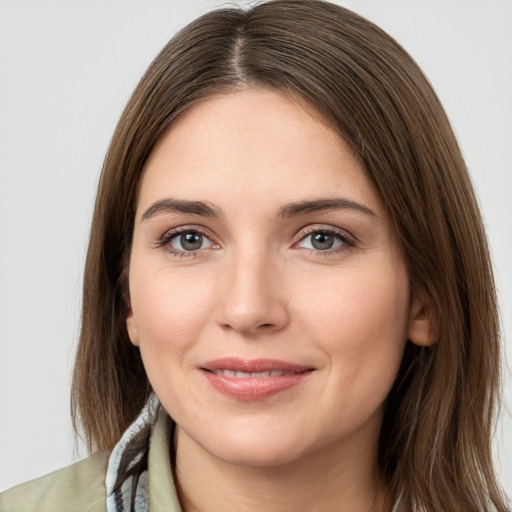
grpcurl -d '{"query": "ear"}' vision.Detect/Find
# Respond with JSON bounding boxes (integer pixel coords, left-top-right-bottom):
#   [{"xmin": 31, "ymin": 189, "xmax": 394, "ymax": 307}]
[
  {"xmin": 407, "ymin": 296, "xmax": 437, "ymax": 347},
  {"xmin": 126, "ymin": 306, "xmax": 140, "ymax": 347}
]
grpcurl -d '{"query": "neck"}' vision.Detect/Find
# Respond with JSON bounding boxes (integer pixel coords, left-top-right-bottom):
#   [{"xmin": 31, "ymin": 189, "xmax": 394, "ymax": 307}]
[{"xmin": 174, "ymin": 427, "xmax": 390, "ymax": 512}]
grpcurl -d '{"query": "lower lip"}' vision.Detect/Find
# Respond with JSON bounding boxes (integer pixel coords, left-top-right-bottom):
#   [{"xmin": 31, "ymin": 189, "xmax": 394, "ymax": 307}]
[{"xmin": 202, "ymin": 370, "xmax": 312, "ymax": 401}]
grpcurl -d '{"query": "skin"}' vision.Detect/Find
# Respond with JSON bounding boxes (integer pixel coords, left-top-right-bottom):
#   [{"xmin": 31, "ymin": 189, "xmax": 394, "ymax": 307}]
[{"xmin": 126, "ymin": 88, "xmax": 431, "ymax": 512}]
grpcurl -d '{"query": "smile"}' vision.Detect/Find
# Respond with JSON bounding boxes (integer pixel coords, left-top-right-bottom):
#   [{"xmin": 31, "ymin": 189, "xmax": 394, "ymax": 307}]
[
  {"xmin": 210, "ymin": 369, "xmax": 298, "ymax": 378},
  {"xmin": 200, "ymin": 358, "xmax": 314, "ymax": 400}
]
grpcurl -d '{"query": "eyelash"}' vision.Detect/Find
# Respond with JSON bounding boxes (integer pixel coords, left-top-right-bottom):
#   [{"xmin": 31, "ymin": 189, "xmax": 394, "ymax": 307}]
[
  {"xmin": 156, "ymin": 226, "xmax": 356, "ymax": 258},
  {"xmin": 156, "ymin": 226, "xmax": 214, "ymax": 258},
  {"xmin": 294, "ymin": 226, "xmax": 356, "ymax": 256}
]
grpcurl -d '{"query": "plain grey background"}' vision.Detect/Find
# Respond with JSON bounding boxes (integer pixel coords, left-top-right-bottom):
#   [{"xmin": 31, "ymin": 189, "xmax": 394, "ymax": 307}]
[{"xmin": 1, "ymin": 0, "xmax": 511, "ymax": 496}]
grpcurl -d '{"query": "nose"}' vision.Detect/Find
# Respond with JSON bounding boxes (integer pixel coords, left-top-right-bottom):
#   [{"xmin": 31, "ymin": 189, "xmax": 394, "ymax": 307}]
[{"xmin": 214, "ymin": 248, "xmax": 289, "ymax": 336}]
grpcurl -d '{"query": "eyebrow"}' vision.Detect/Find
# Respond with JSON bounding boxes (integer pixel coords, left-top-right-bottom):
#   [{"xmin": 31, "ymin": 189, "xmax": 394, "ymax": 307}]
[
  {"xmin": 277, "ymin": 198, "xmax": 377, "ymax": 218},
  {"xmin": 141, "ymin": 196, "xmax": 376, "ymax": 222},
  {"xmin": 141, "ymin": 198, "xmax": 222, "ymax": 221}
]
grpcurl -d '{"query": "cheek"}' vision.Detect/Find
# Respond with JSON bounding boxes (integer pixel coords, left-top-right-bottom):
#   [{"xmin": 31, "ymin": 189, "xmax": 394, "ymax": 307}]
[
  {"xmin": 128, "ymin": 264, "xmax": 215, "ymax": 376},
  {"xmin": 293, "ymin": 263, "xmax": 410, "ymax": 438},
  {"xmin": 298, "ymin": 261, "xmax": 410, "ymax": 378},
  {"xmin": 128, "ymin": 269, "xmax": 216, "ymax": 419},
  {"xmin": 131, "ymin": 262, "xmax": 211, "ymax": 330}
]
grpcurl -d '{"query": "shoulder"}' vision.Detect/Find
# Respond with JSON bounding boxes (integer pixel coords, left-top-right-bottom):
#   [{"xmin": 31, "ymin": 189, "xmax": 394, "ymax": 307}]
[{"xmin": 0, "ymin": 453, "xmax": 108, "ymax": 512}]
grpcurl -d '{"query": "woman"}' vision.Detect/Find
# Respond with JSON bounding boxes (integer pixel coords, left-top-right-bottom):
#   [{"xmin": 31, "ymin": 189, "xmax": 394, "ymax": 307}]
[{"xmin": 1, "ymin": 1, "xmax": 508, "ymax": 511}]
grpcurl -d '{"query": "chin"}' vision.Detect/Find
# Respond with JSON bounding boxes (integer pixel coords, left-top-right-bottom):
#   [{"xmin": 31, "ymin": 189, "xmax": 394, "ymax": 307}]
[
  {"xmin": 179, "ymin": 417, "xmax": 312, "ymax": 468},
  {"xmin": 205, "ymin": 436, "xmax": 306, "ymax": 468}
]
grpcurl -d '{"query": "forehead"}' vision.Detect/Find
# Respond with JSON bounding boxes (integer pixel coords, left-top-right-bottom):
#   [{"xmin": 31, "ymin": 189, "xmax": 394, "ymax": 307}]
[{"xmin": 138, "ymin": 88, "xmax": 383, "ymax": 217}]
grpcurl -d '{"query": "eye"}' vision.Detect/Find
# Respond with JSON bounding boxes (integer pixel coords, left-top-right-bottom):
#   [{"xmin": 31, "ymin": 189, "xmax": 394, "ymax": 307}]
[
  {"xmin": 296, "ymin": 229, "xmax": 353, "ymax": 252},
  {"xmin": 168, "ymin": 230, "xmax": 214, "ymax": 252}
]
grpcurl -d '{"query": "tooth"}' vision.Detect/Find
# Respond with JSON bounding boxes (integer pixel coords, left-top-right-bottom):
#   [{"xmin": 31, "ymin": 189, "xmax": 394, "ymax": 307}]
[
  {"xmin": 251, "ymin": 371, "xmax": 269, "ymax": 378},
  {"xmin": 213, "ymin": 369, "xmax": 295, "ymax": 378}
]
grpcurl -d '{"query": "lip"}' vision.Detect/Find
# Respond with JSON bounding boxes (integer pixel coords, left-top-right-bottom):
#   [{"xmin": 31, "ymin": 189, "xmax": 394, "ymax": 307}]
[{"xmin": 200, "ymin": 357, "xmax": 315, "ymax": 401}]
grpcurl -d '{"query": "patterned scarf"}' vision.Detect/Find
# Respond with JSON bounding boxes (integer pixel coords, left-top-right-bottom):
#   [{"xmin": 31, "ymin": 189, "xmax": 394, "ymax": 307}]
[{"xmin": 105, "ymin": 394, "xmax": 161, "ymax": 512}]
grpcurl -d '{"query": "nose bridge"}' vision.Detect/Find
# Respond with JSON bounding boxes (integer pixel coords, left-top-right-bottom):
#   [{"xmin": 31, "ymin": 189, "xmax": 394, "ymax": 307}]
[{"xmin": 216, "ymin": 242, "xmax": 287, "ymax": 334}]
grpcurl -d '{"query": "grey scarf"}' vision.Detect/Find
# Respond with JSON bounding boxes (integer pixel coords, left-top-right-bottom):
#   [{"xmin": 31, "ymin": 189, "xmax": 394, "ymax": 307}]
[{"xmin": 105, "ymin": 394, "xmax": 160, "ymax": 512}]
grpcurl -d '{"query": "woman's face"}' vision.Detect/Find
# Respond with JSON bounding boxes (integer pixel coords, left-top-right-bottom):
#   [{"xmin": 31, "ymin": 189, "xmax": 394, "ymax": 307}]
[{"xmin": 127, "ymin": 88, "xmax": 422, "ymax": 467}]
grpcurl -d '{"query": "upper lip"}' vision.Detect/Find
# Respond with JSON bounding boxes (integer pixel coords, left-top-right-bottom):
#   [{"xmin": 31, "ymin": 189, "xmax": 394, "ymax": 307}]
[{"xmin": 200, "ymin": 357, "xmax": 314, "ymax": 374}]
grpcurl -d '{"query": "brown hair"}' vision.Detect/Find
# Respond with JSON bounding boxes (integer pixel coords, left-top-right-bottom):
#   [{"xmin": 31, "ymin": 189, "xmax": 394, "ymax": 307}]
[{"xmin": 71, "ymin": 1, "xmax": 507, "ymax": 510}]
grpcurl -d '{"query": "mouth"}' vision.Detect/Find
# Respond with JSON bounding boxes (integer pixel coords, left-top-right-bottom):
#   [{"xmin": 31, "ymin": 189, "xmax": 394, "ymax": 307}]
[
  {"xmin": 207, "ymin": 369, "xmax": 300, "ymax": 378},
  {"xmin": 200, "ymin": 358, "xmax": 315, "ymax": 401}
]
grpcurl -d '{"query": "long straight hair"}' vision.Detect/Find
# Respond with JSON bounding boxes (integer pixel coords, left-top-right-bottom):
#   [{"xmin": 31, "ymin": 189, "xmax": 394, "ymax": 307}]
[{"xmin": 71, "ymin": 1, "xmax": 507, "ymax": 510}]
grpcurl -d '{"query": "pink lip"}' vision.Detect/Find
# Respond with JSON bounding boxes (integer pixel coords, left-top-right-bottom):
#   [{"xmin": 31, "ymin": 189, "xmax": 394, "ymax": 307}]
[{"xmin": 200, "ymin": 358, "xmax": 314, "ymax": 401}]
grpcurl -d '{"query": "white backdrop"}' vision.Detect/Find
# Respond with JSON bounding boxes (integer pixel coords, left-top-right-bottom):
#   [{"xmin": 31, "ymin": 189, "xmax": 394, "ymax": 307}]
[{"xmin": 1, "ymin": 0, "xmax": 511, "ymax": 497}]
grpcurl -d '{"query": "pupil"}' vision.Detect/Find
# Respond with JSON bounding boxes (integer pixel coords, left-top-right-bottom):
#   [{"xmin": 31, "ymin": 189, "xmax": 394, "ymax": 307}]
[
  {"xmin": 312, "ymin": 232, "xmax": 333, "ymax": 250},
  {"xmin": 181, "ymin": 232, "xmax": 202, "ymax": 250}
]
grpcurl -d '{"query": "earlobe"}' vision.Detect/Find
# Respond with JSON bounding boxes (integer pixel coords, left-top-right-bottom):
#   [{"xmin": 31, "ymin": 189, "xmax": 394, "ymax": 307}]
[
  {"xmin": 126, "ymin": 307, "xmax": 140, "ymax": 347},
  {"xmin": 407, "ymin": 297, "xmax": 437, "ymax": 347}
]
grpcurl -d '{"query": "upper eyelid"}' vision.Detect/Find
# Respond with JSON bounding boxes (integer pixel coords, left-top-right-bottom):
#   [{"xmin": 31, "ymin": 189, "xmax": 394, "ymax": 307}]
[
  {"xmin": 295, "ymin": 224, "xmax": 356, "ymax": 242},
  {"xmin": 161, "ymin": 224, "xmax": 214, "ymax": 239}
]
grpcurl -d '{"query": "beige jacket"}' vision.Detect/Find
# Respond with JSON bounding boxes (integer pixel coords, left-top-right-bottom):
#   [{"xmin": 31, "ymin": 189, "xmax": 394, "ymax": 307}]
[{"xmin": 0, "ymin": 412, "xmax": 182, "ymax": 512}]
